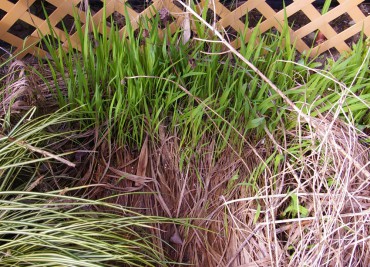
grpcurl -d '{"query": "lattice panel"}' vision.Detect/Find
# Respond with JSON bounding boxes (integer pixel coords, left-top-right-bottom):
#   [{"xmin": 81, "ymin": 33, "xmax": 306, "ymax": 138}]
[{"xmin": 0, "ymin": 0, "xmax": 369, "ymax": 59}]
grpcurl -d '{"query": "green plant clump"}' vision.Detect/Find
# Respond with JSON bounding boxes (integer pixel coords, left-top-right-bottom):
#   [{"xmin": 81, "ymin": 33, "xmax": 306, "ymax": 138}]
[{"xmin": 0, "ymin": 2, "xmax": 369, "ymax": 266}]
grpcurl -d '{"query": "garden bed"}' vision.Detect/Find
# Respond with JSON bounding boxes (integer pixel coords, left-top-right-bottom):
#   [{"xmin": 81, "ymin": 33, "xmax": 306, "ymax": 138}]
[{"xmin": 0, "ymin": 1, "xmax": 369, "ymax": 267}]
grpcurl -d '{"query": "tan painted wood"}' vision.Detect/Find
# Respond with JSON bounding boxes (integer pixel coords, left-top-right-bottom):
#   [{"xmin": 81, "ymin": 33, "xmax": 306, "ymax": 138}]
[{"xmin": 0, "ymin": 0, "xmax": 368, "ymax": 59}]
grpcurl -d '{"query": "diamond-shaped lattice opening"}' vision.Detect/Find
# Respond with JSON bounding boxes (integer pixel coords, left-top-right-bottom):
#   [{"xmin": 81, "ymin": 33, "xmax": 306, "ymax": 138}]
[
  {"xmin": 106, "ymin": 11, "xmax": 126, "ymax": 29},
  {"xmin": 323, "ymin": 47, "xmax": 341, "ymax": 61},
  {"xmin": 205, "ymin": 9, "xmax": 221, "ymax": 25},
  {"xmin": 172, "ymin": 0, "xmax": 186, "ymax": 10},
  {"xmin": 219, "ymin": 0, "xmax": 242, "ymax": 12},
  {"xmin": 77, "ymin": 1, "xmax": 103, "ymax": 12},
  {"xmin": 0, "ymin": 9, "xmax": 7, "ymax": 20},
  {"xmin": 133, "ymin": 28, "xmax": 141, "ymax": 40},
  {"xmin": 265, "ymin": 0, "xmax": 293, "ymax": 11},
  {"xmin": 90, "ymin": 1, "xmax": 104, "ymax": 13},
  {"xmin": 328, "ymin": 12, "xmax": 352, "ymax": 34},
  {"xmin": 344, "ymin": 34, "xmax": 362, "ymax": 48},
  {"xmin": 224, "ymin": 26, "xmax": 238, "ymax": 42},
  {"xmin": 28, "ymin": 1, "xmax": 57, "ymax": 20},
  {"xmin": 302, "ymin": 30, "xmax": 323, "ymax": 47},
  {"xmin": 287, "ymin": 10, "xmax": 311, "ymax": 31},
  {"xmin": 23, "ymin": 53, "xmax": 38, "ymax": 63},
  {"xmin": 126, "ymin": 0, "xmax": 153, "ymax": 13},
  {"xmin": 39, "ymin": 34, "xmax": 61, "ymax": 51},
  {"xmin": 8, "ymin": 20, "xmax": 36, "ymax": 39},
  {"xmin": 56, "ymin": 14, "xmax": 78, "ymax": 34},
  {"xmin": 358, "ymin": 3, "xmax": 370, "ymax": 17},
  {"xmin": 89, "ymin": 32, "xmax": 106, "ymax": 48},
  {"xmin": 240, "ymin": 9, "xmax": 266, "ymax": 28},
  {"xmin": 0, "ymin": 40, "xmax": 15, "ymax": 58},
  {"xmin": 261, "ymin": 26, "xmax": 280, "ymax": 38},
  {"xmin": 76, "ymin": 2, "xmax": 85, "ymax": 11}
]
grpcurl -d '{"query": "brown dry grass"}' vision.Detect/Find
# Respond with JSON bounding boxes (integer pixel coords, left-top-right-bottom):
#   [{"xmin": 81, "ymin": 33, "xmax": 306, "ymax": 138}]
[
  {"xmin": 1, "ymin": 53, "xmax": 369, "ymax": 267},
  {"xmin": 0, "ymin": 59, "xmax": 63, "ymax": 117},
  {"xmin": 55, "ymin": 112, "xmax": 369, "ymax": 266}
]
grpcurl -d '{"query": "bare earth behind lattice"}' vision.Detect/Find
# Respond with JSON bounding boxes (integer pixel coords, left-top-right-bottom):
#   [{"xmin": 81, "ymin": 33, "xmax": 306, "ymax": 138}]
[{"xmin": 0, "ymin": 0, "xmax": 369, "ymax": 58}]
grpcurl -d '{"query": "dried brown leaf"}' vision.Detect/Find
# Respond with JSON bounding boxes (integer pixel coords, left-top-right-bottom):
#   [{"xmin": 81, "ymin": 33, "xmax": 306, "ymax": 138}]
[
  {"xmin": 170, "ymin": 228, "xmax": 183, "ymax": 245},
  {"xmin": 136, "ymin": 135, "xmax": 149, "ymax": 177}
]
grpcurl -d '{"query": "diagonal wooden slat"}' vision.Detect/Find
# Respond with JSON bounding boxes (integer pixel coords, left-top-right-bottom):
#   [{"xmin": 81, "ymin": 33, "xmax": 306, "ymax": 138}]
[
  {"xmin": 18, "ymin": 0, "xmax": 84, "ymax": 57},
  {"xmin": 292, "ymin": 1, "xmax": 350, "ymax": 54},
  {"xmin": 0, "ymin": 0, "xmax": 368, "ymax": 59},
  {"xmin": 0, "ymin": 0, "xmax": 37, "ymax": 37},
  {"xmin": 294, "ymin": 0, "xmax": 366, "ymax": 55}
]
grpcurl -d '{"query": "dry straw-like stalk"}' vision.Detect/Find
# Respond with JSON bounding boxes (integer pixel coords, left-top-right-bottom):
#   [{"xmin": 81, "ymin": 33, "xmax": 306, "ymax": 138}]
[
  {"xmin": 2, "ymin": 2, "xmax": 368, "ymax": 266},
  {"xmin": 146, "ymin": 1, "xmax": 370, "ymax": 266}
]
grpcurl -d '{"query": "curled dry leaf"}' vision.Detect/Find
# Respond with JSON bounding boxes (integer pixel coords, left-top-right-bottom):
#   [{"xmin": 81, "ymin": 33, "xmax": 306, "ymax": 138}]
[
  {"xmin": 170, "ymin": 228, "xmax": 183, "ymax": 245},
  {"xmin": 182, "ymin": 13, "xmax": 191, "ymax": 44},
  {"xmin": 315, "ymin": 31, "xmax": 326, "ymax": 45}
]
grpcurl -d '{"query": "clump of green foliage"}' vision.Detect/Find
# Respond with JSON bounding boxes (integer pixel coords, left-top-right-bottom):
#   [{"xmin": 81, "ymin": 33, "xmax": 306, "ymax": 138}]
[{"xmin": 0, "ymin": 2, "xmax": 369, "ymax": 266}]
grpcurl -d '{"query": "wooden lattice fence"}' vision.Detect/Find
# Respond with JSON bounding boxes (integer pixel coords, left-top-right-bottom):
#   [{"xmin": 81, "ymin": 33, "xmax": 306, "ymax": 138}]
[{"xmin": 0, "ymin": 0, "xmax": 369, "ymax": 58}]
